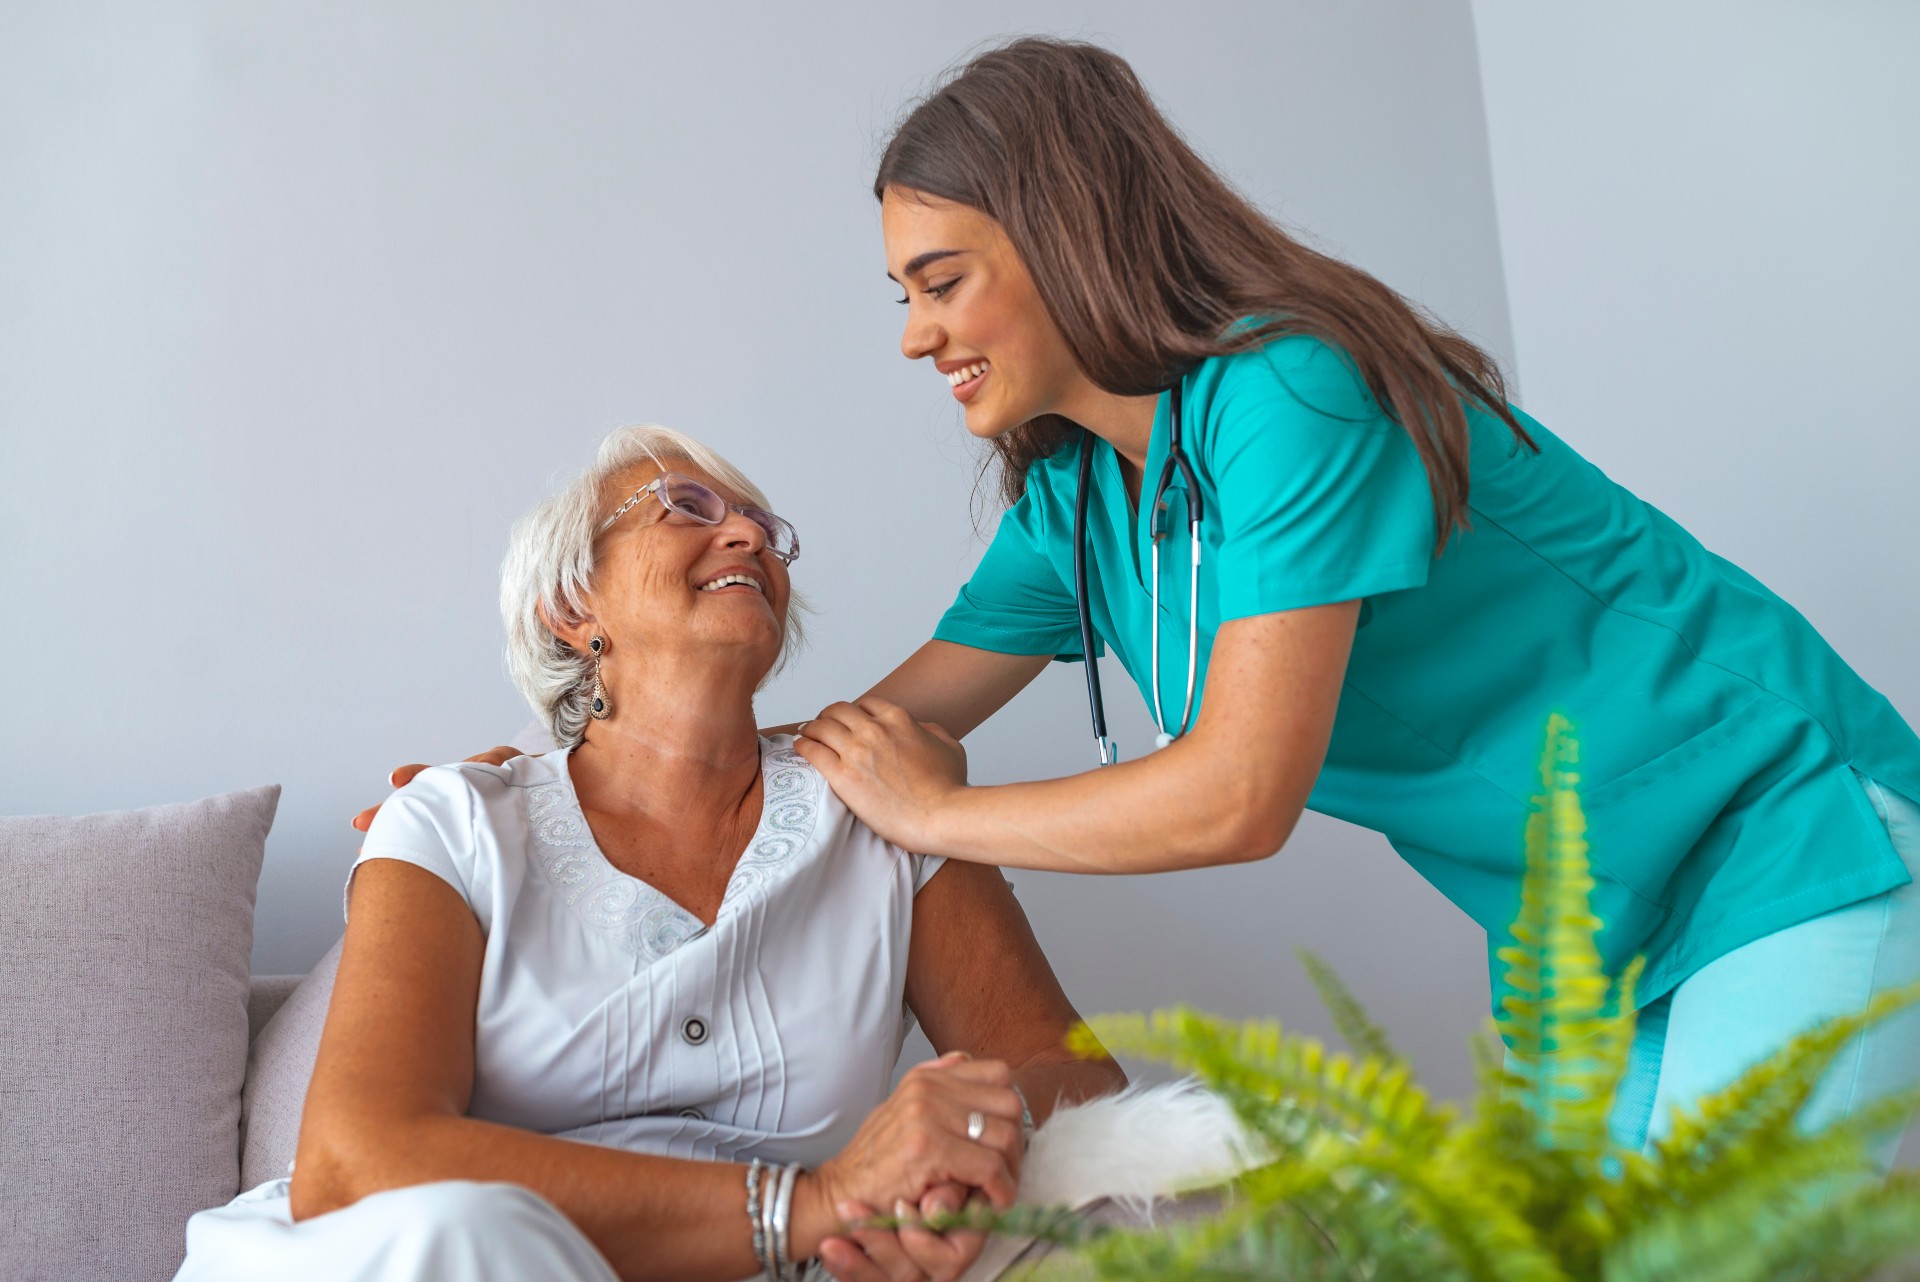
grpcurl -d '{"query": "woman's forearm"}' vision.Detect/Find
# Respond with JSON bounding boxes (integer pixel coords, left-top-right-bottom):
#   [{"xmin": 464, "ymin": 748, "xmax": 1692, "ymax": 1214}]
[
  {"xmin": 766, "ymin": 639, "xmax": 1043, "ymax": 742},
  {"xmin": 1013, "ymin": 1048, "xmax": 1129, "ymax": 1126},
  {"xmin": 862, "ymin": 640, "xmax": 1052, "ymax": 740},
  {"xmin": 927, "ymin": 729, "xmax": 1306, "ymax": 873},
  {"xmin": 293, "ymin": 1111, "xmax": 834, "ymax": 1282},
  {"xmin": 803, "ymin": 609, "xmax": 1355, "ymax": 874}
]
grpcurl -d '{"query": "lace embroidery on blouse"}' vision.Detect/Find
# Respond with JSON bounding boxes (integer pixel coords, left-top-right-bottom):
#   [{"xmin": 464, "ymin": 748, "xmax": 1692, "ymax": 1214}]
[
  {"xmin": 525, "ymin": 743, "xmax": 822, "ymax": 964},
  {"xmin": 718, "ymin": 744, "xmax": 819, "ymax": 914}
]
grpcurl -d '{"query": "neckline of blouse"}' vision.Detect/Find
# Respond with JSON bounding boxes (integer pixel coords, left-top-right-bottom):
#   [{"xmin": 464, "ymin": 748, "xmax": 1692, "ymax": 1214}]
[{"xmin": 524, "ymin": 737, "xmax": 823, "ymax": 966}]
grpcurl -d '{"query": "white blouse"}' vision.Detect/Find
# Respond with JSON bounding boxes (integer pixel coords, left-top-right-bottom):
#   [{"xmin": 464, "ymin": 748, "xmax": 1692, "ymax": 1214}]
[{"xmin": 350, "ymin": 735, "xmax": 944, "ymax": 1167}]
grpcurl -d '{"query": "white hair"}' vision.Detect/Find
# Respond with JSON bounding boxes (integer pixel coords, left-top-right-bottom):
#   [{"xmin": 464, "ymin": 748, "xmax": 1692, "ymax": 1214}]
[{"xmin": 500, "ymin": 424, "xmax": 809, "ymax": 749}]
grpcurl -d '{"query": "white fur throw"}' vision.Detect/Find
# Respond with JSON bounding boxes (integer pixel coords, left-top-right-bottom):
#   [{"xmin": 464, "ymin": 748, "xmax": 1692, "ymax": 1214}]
[{"xmin": 955, "ymin": 1080, "xmax": 1258, "ymax": 1282}]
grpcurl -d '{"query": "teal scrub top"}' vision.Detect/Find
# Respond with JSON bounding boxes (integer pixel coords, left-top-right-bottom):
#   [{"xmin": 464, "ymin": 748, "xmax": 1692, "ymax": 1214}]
[{"xmin": 933, "ymin": 334, "xmax": 1920, "ymax": 1010}]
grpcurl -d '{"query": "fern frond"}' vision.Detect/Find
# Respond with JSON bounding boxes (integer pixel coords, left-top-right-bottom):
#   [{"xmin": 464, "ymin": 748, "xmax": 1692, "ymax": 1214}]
[
  {"xmin": 1602, "ymin": 1167, "xmax": 1920, "ymax": 1282},
  {"xmin": 1495, "ymin": 712, "xmax": 1629, "ymax": 1161},
  {"xmin": 1644, "ymin": 982, "xmax": 1920, "ymax": 1203},
  {"xmin": 1376, "ymin": 1151, "xmax": 1572, "ymax": 1282},
  {"xmin": 1298, "ymin": 948, "xmax": 1403, "ymax": 1064},
  {"xmin": 1236, "ymin": 1124, "xmax": 1567, "ymax": 1282},
  {"xmin": 1465, "ymin": 1025, "xmax": 1537, "ymax": 1165},
  {"xmin": 914, "ymin": 1200, "xmax": 1105, "ymax": 1245},
  {"xmin": 1065, "ymin": 1187, "xmax": 1459, "ymax": 1282},
  {"xmin": 1582, "ymin": 954, "xmax": 1642, "ymax": 1137},
  {"xmin": 1620, "ymin": 1083, "xmax": 1920, "ymax": 1251},
  {"xmin": 1079, "ymin": 1010, "xmax": 1454, "ymax": 1164},
  {"xmin": 1047, "ymin": 719, "xmax": 1920, "ymax": 1282},
  {"xmin": 1604, "ymin": 1085, "xmax": 1916, "ymax": 1282},
  {"xmin": 1738, "ymin": 1172, "xmax": 1920, "ymax": 1282},
  {"xmin": 1259, "ymin": 1166, "xmax": 1482, "ymax": 1282}
]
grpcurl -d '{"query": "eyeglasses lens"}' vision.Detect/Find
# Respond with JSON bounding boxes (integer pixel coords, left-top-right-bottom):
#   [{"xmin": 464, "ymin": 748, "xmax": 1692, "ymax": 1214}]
[
  {"xmin": 745, "ymin": 510, "xmax": 799, "ymax": 562},
  {"xmin": 661, "ymin": 478, "xmax": 727, "ymax": 523},
  {"xmin": 655, "ymin": 475, "xmax": 798, "ymax": 563}
]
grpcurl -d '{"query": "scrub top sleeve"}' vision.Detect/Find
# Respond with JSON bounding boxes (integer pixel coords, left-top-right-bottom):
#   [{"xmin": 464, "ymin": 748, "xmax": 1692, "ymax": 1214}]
[
  {"xmin": 932, "ymin": 485, "xmax": 1097, "ymax": 660},
  {"xmin": 345, "ymin": 765, "xmax": 480, "ymax": 924},
  {"xmin": 1207, "ymin": 347, "xmax": 1437, "ymax": 620}
]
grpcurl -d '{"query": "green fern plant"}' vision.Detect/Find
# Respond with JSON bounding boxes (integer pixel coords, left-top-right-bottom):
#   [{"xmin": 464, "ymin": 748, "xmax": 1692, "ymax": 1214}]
[{"xmin": 958, "ymin": 713, "xmax": 1920, "ymax": 1282}]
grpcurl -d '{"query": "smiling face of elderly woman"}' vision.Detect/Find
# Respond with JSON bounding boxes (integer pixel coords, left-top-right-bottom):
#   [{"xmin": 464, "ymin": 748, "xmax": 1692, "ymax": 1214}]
[
  {"xmin": 504, "ymin": 425, "xmax": 809, "ymax": 749},
  {"xmin": 564, "ymin": 460, "xmax": 794, "ymax": 690}
]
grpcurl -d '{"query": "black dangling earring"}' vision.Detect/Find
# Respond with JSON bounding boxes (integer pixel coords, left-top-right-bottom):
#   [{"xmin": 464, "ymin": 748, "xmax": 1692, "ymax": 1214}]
[{"xmin": 588, "ymin": 635, "xmax": 612, "ymax": 720}]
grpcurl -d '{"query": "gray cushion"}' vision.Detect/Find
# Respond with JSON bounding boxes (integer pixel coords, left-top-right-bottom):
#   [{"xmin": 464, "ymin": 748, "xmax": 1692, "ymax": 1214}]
[
  {"xmin": 240, "ymin": 938, "xmax": 341, "ymax": 1190},
  {"xmin": 247, "ymin": 974, "xmax": 304, "ymax": 1043},
  {"xmin": 0, "ymin": 785, "xmax": 278, "ymax": 1282}
]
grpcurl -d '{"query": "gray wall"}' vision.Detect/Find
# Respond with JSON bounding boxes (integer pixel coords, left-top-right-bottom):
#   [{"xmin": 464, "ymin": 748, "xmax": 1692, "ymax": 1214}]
[
  {"xmin": 2, "ymin": 0, "xmax": 1507, "ymax": 1097},
  {"xmin": 11, "ymin": 0, "xmax": 1910, "ymax": 1113},
  {"xmin": 1472, "ymin": 1, "xmax": 1919, "ymax": 725}
]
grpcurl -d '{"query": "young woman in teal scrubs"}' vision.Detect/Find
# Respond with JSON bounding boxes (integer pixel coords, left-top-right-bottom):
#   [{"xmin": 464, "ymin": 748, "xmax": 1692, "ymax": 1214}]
[
  {"xmin": 364, "ymin": 37, "xmax": 1920, "ymax": 1203},
  {"xmin": 790, "ymin": 38, "xmax": 1920, "ymax": 1167}
]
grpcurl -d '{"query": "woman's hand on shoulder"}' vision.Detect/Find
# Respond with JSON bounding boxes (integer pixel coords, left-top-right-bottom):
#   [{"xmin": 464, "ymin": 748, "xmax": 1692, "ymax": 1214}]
[
  {"xmin": 350, "ymin": 746, "xmax": 524, "ymax": 832},
  {"xmin": 795, "ymin": 699, "xmax": 967, "ymax": 851}
]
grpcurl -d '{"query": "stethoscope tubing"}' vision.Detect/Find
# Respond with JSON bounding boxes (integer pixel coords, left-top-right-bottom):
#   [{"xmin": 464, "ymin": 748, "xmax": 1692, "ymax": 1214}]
[
  {"xmin": 1075, "ymin": 380, "xmax": 1204, "ymax": 764},
  {"xmin": 1073, "ymin": 442, "xmax": 1117, "ymax": 765}
]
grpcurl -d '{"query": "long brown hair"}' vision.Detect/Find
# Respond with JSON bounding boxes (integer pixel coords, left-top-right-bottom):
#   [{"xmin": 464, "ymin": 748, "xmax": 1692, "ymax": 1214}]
[{"xmin": 875, "ymin": 37, "xmax": 1532, "ymax": 544}]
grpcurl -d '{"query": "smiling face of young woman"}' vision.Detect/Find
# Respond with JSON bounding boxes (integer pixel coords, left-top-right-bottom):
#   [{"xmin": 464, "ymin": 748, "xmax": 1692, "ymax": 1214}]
[{"xmin": 881, "ymin": 187, "xmax": 1093, "ymax": 441}]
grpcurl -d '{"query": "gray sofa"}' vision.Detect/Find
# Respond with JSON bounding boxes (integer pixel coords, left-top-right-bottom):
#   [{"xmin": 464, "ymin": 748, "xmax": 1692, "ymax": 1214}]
[
  {"xmin": 0, "ymin": 780, "xmax": 1241, "ymax": 1282},
  {"xmin": 240, "ymin": 945, "xmax": 342, "ymax": 1190}
]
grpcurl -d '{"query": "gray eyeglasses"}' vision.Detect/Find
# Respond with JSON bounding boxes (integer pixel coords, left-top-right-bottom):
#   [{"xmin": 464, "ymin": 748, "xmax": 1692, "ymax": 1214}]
[{"xmin": 601, "ymin": 473, "xmax": 801, "ymax": 565}]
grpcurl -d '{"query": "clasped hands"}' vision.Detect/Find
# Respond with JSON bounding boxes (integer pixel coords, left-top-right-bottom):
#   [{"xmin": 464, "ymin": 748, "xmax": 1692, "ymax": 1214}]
[{"xmin": 808, "ymin": 1051, "xmax": 1027, "ymax": 1282}]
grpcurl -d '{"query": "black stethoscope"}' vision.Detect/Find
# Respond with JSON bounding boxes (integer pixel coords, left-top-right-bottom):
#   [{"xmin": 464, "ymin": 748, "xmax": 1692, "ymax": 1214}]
[{"xmin": 1074, "ymin": 380, "xmax": 1205, "ymax": 765}]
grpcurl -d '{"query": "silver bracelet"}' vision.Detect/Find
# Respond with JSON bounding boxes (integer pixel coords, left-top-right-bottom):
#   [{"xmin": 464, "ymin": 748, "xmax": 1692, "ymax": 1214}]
[
  {"xmin": 759, "ymin": 1163, "xmax": 778, "ymax": 1282},
  {"xmin": 745, "ymin": 1159, "xmax": 770, "ymax": 1278},
  {"xmin": 771, "ymin": 1162, "xmax": 801, "ymax": 1282},
  {"xmin": 1012, "ymin": 1083, "xmax": 1036, "ymax": 1145}
]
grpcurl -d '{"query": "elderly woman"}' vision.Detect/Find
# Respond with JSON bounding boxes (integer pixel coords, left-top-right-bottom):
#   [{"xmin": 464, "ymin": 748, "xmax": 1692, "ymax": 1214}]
[{"xmin": 175, "ymin": 425, "xmax": 1124, "ymax": 1282}]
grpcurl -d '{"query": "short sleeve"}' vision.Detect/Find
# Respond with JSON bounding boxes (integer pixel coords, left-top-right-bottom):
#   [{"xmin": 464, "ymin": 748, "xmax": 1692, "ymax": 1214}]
[
  {"xmin": 1207, "ymin": 342, "xmax": 1437, "ymax": 620},
  {"xmin": 932, "ymin": 469, "xmax": 1098, "ymax": 660},
  {"xmin": 909, "ymin": 853, "xmax": 948, "ymax": 894},
  {"xmin": 344, "ymin": 765, "xmax": 480, "ymax": 924}
]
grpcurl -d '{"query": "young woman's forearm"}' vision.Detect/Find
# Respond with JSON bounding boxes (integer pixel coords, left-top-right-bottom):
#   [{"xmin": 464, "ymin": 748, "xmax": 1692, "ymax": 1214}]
[
  {"xmin": 801, "ymin": 609, "xmax": 1356, "ymax": 873},
  {"xmin": 766, "ymin": 642, "xmax": 1044, "ymax": 742},
  {"xmin": 926, "ymin": 727, "xmax": 1308, "ymax": 873},
  {"xmin": 919, "ymin": 610, "xmax": 1352, "ymax": 873},
  {"xmin": 863, "ymin": 640, "xmax": 1051, "ymax": 739},
  {"xmin": 293, "ymin": 1112, "xmax": 829, "ymax": 1282}
]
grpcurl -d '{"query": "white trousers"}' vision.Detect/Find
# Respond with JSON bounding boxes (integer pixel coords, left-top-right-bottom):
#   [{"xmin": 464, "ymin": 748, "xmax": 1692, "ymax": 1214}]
[{"xmin": 173, "ymin": 1178, "xmax": 623, "ymax": 1282}]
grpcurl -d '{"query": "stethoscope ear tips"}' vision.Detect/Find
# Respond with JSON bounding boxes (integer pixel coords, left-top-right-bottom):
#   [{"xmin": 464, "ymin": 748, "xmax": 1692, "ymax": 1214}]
[{"xmin": 1154, "ymin": 732, "xmax": 1175, "ymax": 750}]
